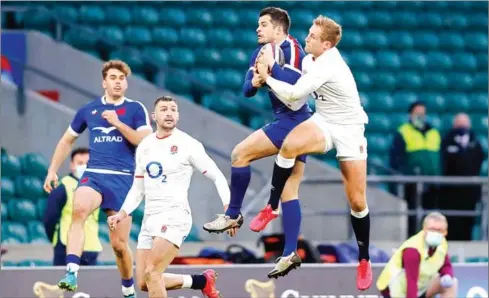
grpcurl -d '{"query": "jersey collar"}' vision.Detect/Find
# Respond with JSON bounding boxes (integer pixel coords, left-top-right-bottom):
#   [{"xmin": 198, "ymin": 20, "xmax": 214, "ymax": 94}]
[{"xmin": 101, "ymin": 96, "xmax": 126, "ymax": 106}]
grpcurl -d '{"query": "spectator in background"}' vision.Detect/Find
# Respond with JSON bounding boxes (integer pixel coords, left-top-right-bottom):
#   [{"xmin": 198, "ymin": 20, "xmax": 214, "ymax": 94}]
[
  {"xmin": 440, "ymin": 113, "xmax": 484, "ymax": 240},
  {"xmin": 43, "ymin": 148, "xmax": 102, "ymax": 266},
  {"xmin": 389, "ymin": 101, "xmax": 442, "ymax": 236}
]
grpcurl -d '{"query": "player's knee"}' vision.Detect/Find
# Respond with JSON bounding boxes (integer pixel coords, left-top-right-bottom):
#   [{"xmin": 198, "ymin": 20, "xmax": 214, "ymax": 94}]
[
  {"xmin": 231, "ymin": 145, "xmax": 248, "ymax": 166},
  {"xmin": 71, "ymin": 206, "xmax": 90, "ymax": 222},
  {"xmin": 280, "ymin": 141, "xmax": 300, "ymax": 159},
  {"xmin": 349, "ymin": 196, "xmax": 367, "ymax": 212},
  {"xmin": 110, "ymin": 238, "xmax": 128, "ymax": 258},
  {"xmin": 144, "ymin": 264, "xmax": 159, "ymax": 284}
]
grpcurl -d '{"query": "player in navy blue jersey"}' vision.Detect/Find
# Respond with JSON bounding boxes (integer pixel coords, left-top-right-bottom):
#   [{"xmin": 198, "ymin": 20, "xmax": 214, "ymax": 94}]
[
  {"xmin": 204, "ymin": 7, "xmax": 311, "ymax": 278},
  {"xmin": 43, "ymin": 60, "xmax": 153, "ymax": 297}
]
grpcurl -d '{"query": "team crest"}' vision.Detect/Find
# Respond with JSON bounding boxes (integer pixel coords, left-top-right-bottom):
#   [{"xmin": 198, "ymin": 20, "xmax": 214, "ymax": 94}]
[
  {"xmin": 359, "ymin": 145, "xmax": 364, "ymax": 153},
  {"xmin": 161, "ymin": 225, "xmax": 167, "ymax": 233},
  {"xmin": 170, "ymin": 145, "xmax": 178, "ymax": 155}
]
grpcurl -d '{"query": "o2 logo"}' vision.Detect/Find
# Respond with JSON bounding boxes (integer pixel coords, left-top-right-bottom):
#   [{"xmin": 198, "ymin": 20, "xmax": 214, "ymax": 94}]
[
  {"xmin": 146, "ymin": 161, "xmax": 167, "ymax": 183},
  {"xmin": 312, "ymin": 91, "xmax": 325, "ymax": 101}
]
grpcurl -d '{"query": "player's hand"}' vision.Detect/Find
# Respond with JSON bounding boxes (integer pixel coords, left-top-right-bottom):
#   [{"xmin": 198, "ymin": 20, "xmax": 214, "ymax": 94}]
[
  {"xmin": 102, "ymin": 110, "xmax": 121, "ymax": 127},
  {"xmin": 43, "ymin": 170, "xmax": 59, "ymax": 193},
  {"xmin": 256, "ymin": 58, "xmax": 269, "ymax": 81},
  {"xmin": 107, "ymin": 212, "xmax": 126, "ymax": 231},
  {"xmin": 251, "ymin": 71, "xmax": 265, "ymax": 88}
]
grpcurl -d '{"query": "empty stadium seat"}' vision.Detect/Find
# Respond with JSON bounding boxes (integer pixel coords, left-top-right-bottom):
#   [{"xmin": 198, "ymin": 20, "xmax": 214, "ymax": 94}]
[
  {"xmin": 110, "ymin": 48, "xmax": 143, "ymax": 72},
  {"xmin": 469, "ymin": 93, "xmax": 488, "ymax": 112},
  {"xmin": 98, "ymin": 26, "xmax": 124, "ymax": 46},
  {"xmin": 422, "ymin": 73, "xmax": 448, "ymax": 90},
  {"xmin": 477, "ymin": 54, "xmax": 488, "ymax": 71},
  {"xmin": 348, "ymin": 51, "xmax": 376, "ymax": 69},
  {"xmin": 220, "ymin": 49, "xmax": 248, "ymax": 68},
  {"xmin": 481, "ymin": 160, "xmax": 488, "ymax": 176},
  {"xmin": 142, "ymin": 47, "xmax": 168, "ymax": 68},
  {"xmin": 190, "ymin": 69, "xmax": 217, "ymax": 89},
  {"xmin": 388, "ymin": 32, "xmax": 414, "ymax": 49},
  {"xmin": 339, "ymin": 30, "xmax": 363, "ymax": 49},
  {"xmin": 161, "ymin": 69, "xmax": 192, "ymax": 93},
  {"xmin": 1, "ymin": 154, "xmax": 21, "ymax": 179},
  {"xmin": 202, "ymin": 91, "xmax": 240, "ymax": 116},
  {"xmin": 98, "ymin": 224, "xmax": 110, "ymax": 243},
  {"xmin": 1, "ymin": 201, "xmax": 7, "ymax": 219},
  {"xmin": 444, "ymin": 93, "xmax": 470, "ymax": 112},
  {"xmin": 131, "ymin": 6, "xmax": 159, "ymax": 26},
  {"xmin": 215, "ymin": 69, "xmax": 242, "ymax": 90},
  {"xmin": 478, "ymin": 136, "xmax": 488, "ymax": 155},
  {"xmin": 206, "ymin": 29, "xmax": 233, "ymax": 47},
  {"xmin": 79, "ymin": 5, "xmax": 105, "ymax": 24},
  {"xmin": 396, "ymin": 72, "xmax": 422, "ymax": 90},
  {"xmin": 212, "ymin": 9, "xmax": 239, "ymax": 27},
  {"xmin": 465, "ymin": 33, "xmax": 488, "ymax": 51},
  {"xmin": 342, "ymin": 11, "xmax": 368, "ymax": 28},
  {"xmin": 28, "ymin": 221, "xmax": 49, "ymax": 243},
  {"xmin": 249, "ymin": 116, "xmax": 268, "ymax": 130},
  {"xmin": 14, "ymin": 176, "xmax": 44, "ymax": 199},
  {"xmin": 413, "ymin": 32, "xmax": 439, "ymax": 50},
  {"xmin": 370, "ymin": 72, "xmax": 396, "ymax": 91},
  {"xmin": 159, "ymin": 8, "xmax": 186, "ymax": 27},
  {"xmin": 472, "ymin": 114, "xmax": 488, "ymax": 134},
  {"xmin": 366, "ymin": 134, "xmax": 390, "ymax": 153},
  {"xmin": 168, "ymin": 48, "xmax": 195, "ymax": 68},
  {"xmin": 53, "ymin": 5, "xmax": 78, "ymax": 23},
  {"xmin": 367, "ymin": 114, "xmax": 392, "ymax": 133},
  {"xmin": 391, "ymin": 92, "xmax": 418, "ymax": 112},
  {"xmin": 104, "ymin": 6, "xmax": 132, "ymax": 26},
  {"xmin": 124, "ymin": 26, "xmax": 152, "ymax": 46},
  {"xmin": 152, "ymin": 27, "xmax": 179, "ymax": 46},
  {"xmin": 20, "ymin": 153, "xmax": 48, "ymax": 179},
  {"xmin": 401, "ymin": 51, "xmax": 427, "ymax": 70},
  {"xmin": 451, "ymin": 53, "xmax": 477, "ymax": 71},
  {"xmin": 20, "ymin": 6, "xmax": 51, "ymax": 28},
  {"xmin": 473, "ymin": 73, "xmax": 488, "ymax": 91},
  {"xmin": 375, "ymin": 51, "xmax": 401, "ymax": 69},
  {"xmin": 420, "ymin": 93, "xmax": 446, "ymax": 112},
  {"xmin": 354, "ymin": 72, "xmax": 372, "ymax": 91},
  {"xmin": 426, "ymin": 52, "xmax": 453, "ymax": 70},
  {"xmin": 232, "ymin": 30, "xmax": 257, "ymax": 47},
  {"xmin": 437, "ymin": 33, "xmax": 465, "ymax": 50},
  {"xmin": 185, "ymin": 9, "xmax": 213, "ymax": 27},
  {"xmin": 2, "ymin": 222, "xmax": 29, "ymax": 244},
  {"xmin": 367, "ymin": 92, "xmax": 394, "ymax": 112},
  {"xmin": 447, "ymin": 73, "xmax": 473, "ymax": 91},
  {"xmin": 179, "ymin": 28, "xmax": 207, "ymax": 47},
  {"xmin": 63, "ymin": 26, "xmax": 98, "ymax": 50},
  {"xmin": 194, "ymin": 49, "xmax": 221, "ymax": 67},
  {"xmin": 8, "ymin": 199, "xmax": 38, "ymax": 222},
  {"xmin": 367, "ymin": 11, "xmax": 392, "ymax": 28}
]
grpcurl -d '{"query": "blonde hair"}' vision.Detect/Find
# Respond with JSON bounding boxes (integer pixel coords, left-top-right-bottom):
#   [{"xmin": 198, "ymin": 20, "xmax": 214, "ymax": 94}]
[
  {"xmin": 313, "ymin": 15, "xmax": 342, "ymax": 47},
  {"xmin": 102, "ymin": 60, "xmax": 131, "ymax": 79}
]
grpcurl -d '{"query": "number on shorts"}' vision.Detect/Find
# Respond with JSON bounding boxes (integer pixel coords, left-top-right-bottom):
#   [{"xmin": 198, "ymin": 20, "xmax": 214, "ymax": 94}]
[{"xmin": 145, "ymin": 161, "xmax": 167, "ymax": 183}]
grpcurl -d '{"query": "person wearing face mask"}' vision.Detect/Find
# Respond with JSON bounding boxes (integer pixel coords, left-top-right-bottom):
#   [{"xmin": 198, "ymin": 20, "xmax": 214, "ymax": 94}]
[
  {"xmin": 43, "ymin": 147, "xmax": 102, "ymax": 266},
  {"xmin": 389, "ymin": 101, "xmax": 442, "ymax": 236},
  {"xmin": 377, "ymin": 212, "xmax": 458, "ymax": 298},
  {"xmin": 440, "ymin": 113, "xmax": 484, "ymax": 240}
]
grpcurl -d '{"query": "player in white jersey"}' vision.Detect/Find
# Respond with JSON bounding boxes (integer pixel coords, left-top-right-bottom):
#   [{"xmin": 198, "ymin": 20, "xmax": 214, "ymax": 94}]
[
  {"xmin": 255, "ymin": 16, "xmax": 372, "ymax": 290},
  {"xmin": 108, "ymin": 96, "xmax": 228, "ymax": 298}
]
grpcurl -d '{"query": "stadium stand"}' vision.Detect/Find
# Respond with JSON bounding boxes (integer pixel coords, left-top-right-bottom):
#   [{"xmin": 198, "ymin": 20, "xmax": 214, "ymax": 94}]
[{"xmin": 2, "ymin": 1, "xmax": 487, "ymax": 173}]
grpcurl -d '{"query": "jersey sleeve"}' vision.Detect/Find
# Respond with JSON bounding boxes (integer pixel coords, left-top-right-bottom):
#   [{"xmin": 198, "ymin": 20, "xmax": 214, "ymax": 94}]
[
  {"xmin": 133, "ymin": 102, "xmax": 152, "ymax": 131},
  {"xmin": 265, "ymin": 57, "xmax": 333, "ymax": 102},
  {"xmin": 242, "ymin": 48, "xmax": 261, "ymax": 98},
  {"xmin": 68, "ymin": 107, "xmax": 87, "ymax": 137},
  {"xmin": 189, "ymin": 141, "xmax": 230, "ymax": 206},
  {"xmin": 134, "ymin": 141, "xmax": 146, "ymax": 178}
]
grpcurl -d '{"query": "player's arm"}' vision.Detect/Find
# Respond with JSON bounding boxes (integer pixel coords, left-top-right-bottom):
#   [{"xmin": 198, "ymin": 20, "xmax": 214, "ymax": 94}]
[
  {"xmin": 106, "ymin": 102, "xmax": 152, "ymax": 146},
  {"xmin": 44, "ymin": 109, "xmax": 86, "ymax": 192},
  {"xmin": 438, "ymin": 254, "xmax": 455, "ymax": 288},
  {"xmin": 402, "ymin": 248, "xmax": 421, "ymax": 298},
  {"xmin": 189, "ymin": 142, "xmax": 231, "ymax": 210},
  {"xmin": 242, "ymin": 49, "xmax": 261, "ymax": 98},
  {"xmin": 119, "ymin": 146, "xmax": 146, "ymax": 217}
]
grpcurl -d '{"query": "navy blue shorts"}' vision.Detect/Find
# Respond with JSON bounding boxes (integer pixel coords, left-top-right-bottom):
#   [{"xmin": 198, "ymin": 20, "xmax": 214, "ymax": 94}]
[
  {"xmin": 262, "ymin": 112, "xmax": 311, "ymax": 163},
  {"xmin": 78, "ymin": 171, "xmax": 133, "ymax": 212}
]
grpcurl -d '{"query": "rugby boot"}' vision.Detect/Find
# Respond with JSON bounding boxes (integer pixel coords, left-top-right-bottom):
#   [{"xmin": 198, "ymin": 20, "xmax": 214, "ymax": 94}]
[
  {"xmin": 202, "ymin": 269, "xmax": 222, "ymax": 298},
  {"xmin": 203, "ymin": 213, "xmax": 244, "ymax": 234},
  {"xmin": 58, "ymin": 271, "xmax": 78, "ymax": 292},
  {"xmin": 249, "ymin": 204, "xmax": 279, "ymax": 232},
  {"xmin": 356, "ymin": 259, "xmax": 372, "ymax": 291},
  {"xmin": 267, "ymin": 251, "xmax": 301, "ymax": 279}
]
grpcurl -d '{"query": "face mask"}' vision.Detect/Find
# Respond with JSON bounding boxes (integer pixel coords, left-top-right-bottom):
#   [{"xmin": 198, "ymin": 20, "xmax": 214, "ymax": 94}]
[
  {"xmin": 74, "ymin": 164, "xmax": 87, "ymax": 180},
  {"xmin": 412, "ymin": 115, "xmax": 425, "ymax": 129},
  {"xmin": 425, "ymin": 231, "xmax": 444, "ymax": 247},
  {"xmin": 453, "ymin": 127, "xmax": 469, "ymax": 135}
]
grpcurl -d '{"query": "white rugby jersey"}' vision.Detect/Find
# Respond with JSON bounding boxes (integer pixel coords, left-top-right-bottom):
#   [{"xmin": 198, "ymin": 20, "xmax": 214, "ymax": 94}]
[
  {"xmin": 266, "ymin": 47, "xmax": 368, "ymax": 125},
  {"xmin": 120, "ymin": 129, "xmax": 230, "ymax": 216}
]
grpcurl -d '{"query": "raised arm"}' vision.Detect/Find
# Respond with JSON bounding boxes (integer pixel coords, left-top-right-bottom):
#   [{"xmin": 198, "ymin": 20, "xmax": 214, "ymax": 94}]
[{"xmin": 189, "ymin": 142, "xmax": 231, "ymax": 209}]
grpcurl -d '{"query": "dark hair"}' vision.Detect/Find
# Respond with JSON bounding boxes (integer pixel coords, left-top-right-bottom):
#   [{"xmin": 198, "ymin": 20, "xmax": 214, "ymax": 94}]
[
  {"xmin": 259, "ymin": 7, "xmax": 291, "ymax": 34},
  {"xmin": 154, "ymin": 95, "xmax": 177, "ymax": 107},
  {"xmin": 408, "ymin": 101, "xmax": 425, "ymax": 113},
  {"xmin": 71, "ymin": 147, "xmax": 89, "ymax": 161}
]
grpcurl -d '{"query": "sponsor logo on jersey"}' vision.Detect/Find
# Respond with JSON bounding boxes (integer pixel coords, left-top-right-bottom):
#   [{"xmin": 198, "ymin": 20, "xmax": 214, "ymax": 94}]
[{"xmin": 92, "ymin": 126, "xmax": 123, "ymax": 143}]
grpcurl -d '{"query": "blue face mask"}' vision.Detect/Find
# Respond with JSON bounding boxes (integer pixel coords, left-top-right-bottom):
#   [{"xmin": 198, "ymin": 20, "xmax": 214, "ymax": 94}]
[{"xmin": 453, "ymin": 127, "xmax": 469, "ymax": 135}]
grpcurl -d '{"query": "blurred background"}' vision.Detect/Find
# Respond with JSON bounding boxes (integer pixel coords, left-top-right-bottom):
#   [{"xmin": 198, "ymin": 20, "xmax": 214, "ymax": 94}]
[{"xmin": 1, "ymin": 0, "xmax": 487, "ymax": 269}]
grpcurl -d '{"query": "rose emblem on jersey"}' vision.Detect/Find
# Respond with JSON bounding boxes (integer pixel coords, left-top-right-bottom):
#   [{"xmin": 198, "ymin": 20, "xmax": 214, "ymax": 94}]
[
  {"xmin": 170, "ymin": 145, "xmax": 178, "ymax": 155},
  {"xmin": 161, "ymin": 225, "xmax": 167, "ymax": 233}
]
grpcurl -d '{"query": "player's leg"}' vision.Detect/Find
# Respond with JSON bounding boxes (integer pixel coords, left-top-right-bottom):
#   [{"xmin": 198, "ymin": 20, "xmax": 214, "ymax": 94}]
[
  {"xmin": 266, "ymin": 117, "xmax": 328, "ymax": 219},
  {"xmin": 58, "ymin": 184, "xmax": 102, "ymax": 292},
  {"xmin": 103, "ymin": 174, "xmax": 137, "ymax": 297},
  {"xmin": 107, "ymin": 209, "xmax": 135, "ymax": 297},
  {"xmin": 203, "ymin": 128, "xmax": 279, "ymax": 233},
  {"xmin": 266, "ymin": 160, "xmax": 304, "ymax": 279},
  {"xmin": 335, "ymin": 123, "xmax": 371, "ymax": 290},
  {"xmin": 137, "ymin": 235, "xmax": 221, "ymax": 297},
  {"xmin": 144, "ymin": 237, "xmax": 179, "ymax": 298},
  {"xmin": 425, "ymin": 275, "xmax": 458, "ymax": 298}
]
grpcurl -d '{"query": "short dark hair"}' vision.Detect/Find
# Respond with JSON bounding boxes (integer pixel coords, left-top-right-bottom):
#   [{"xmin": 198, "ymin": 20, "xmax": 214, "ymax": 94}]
[
  {"xmin": 259, "ymin": 7, "xmax": 291, "ymax": 34},
  {"xmin": 154, "ymin": 95, "xmax": 177, "ymax": 107},
  {"xmin": 408, "ymin": 101, "xmax": 425, "ymax": 113},
  {"xmin": 71, "ymin": 147, "xmax": 89, "ymax": 161}
]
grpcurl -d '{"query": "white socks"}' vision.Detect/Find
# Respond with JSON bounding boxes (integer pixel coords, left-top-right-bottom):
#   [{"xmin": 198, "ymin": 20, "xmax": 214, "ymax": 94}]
[
  {"xmin": 351, "ymin": 206, "xmax": 369, "ymax": 218},
  {"xmin": 122, "ymin": 285, "xmax": 135, "ymax": 296},
  {"xmin": 276, "ymin": 154, "xmax": 295, "ymax": 168},
  {"xmin": 66, "ymin": 263, "xmax": 79, "ymax": 276}
]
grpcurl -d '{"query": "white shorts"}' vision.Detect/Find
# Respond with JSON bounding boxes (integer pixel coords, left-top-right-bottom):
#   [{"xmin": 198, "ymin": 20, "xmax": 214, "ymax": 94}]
[
  {"xmin": 310, "ymin": 113, "xmax": 368, "ymax": 161},
  {"xmin": 137, "ymin": 208, "xmax": 192, "ymax": 249}
]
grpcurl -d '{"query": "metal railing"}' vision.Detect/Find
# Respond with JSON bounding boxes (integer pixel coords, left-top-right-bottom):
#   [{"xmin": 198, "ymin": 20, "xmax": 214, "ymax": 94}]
[{"xmin": 243, "ymin": 174, "xmax": 488, "ymax": 240}]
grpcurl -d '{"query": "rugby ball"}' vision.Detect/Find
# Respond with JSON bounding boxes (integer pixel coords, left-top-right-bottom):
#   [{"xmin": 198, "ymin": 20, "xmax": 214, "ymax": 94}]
[{"xmin": 263, "ymin": 43, "xmax": 285, "ymax": 67}]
